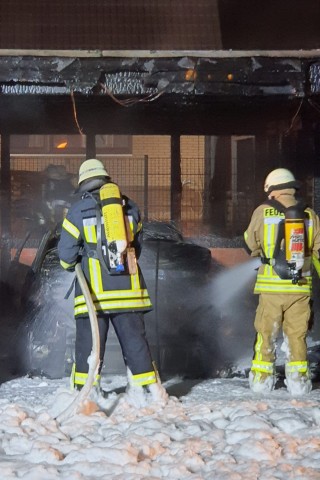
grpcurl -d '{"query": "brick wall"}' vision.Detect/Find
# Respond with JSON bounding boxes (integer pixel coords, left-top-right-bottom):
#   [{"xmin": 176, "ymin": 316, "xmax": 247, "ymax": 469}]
[
  {"xmin": 132, "ymin": 135, "xmax": 171, "ymax": 157},
  {"xmin": 132, "ymin": 135, "xmax": 205, "ymax": 188},
  {"xmin": 132, "ymin": 135, "xmax": 205, "ymax": 161},
  {"xmin": 181, "ymin": 136, "xmax": 205, "ymax": 158}
]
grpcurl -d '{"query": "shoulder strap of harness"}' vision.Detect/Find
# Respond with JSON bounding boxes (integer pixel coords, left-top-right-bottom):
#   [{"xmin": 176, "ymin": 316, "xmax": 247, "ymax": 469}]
[
  {"xmin": 95, "ymin": 201, "xmax": 111, "ymax": 273},
  {"xmin": 263, "ymin": 198, "xmax": 286, "ymax": 214},
  {"xmin": 82, "ymin": 190, "xmax": 111, "ymax": 273},
  {"xmin": 264, "ymin": 199, "xmax": 285, "ymax": 260}
]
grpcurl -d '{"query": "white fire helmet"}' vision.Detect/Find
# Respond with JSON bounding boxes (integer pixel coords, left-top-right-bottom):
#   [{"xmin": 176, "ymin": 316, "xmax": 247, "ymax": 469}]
[
  {"xmin": 78, "ymin": 159, "xmax": 109, "ymax": 185},
  {"xmin": 264, "ymin": 168, "xmax": 299, "ymax": 193}
]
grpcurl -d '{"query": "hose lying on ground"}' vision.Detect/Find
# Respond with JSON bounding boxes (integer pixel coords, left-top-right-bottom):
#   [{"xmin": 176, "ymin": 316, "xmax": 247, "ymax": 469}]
[{"xmin": 56, "ymin": 263, "xmax": 100, "ymax": 423}]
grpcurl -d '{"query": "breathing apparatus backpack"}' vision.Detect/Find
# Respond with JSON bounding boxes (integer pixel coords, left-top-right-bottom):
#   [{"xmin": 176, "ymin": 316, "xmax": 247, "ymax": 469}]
[
  {"xmin": 94, "ymin": 182, "xmax": 137, "ymax": 275},
  {"xmin": 262, "ymin": 199, "xmax": 306, "ymax": 284}
]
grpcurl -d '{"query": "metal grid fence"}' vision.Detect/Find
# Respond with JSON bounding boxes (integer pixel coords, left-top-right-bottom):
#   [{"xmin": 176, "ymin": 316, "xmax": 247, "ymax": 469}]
[{"xmin": 9, "ymin": 155, "xmax": 209, "ymax": 239}]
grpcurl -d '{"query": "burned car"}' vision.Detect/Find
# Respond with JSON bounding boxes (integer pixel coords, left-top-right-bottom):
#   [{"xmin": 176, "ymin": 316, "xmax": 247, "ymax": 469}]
[{"xmin": 2, "ymin": 222, "xmax": 225, "ymax": 380}]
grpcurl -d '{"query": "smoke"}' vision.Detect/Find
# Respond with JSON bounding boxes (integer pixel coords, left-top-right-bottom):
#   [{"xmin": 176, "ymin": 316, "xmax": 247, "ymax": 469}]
[{"xmin": 211, "ymin": 257, "xmax": 261, "ymax": 310}]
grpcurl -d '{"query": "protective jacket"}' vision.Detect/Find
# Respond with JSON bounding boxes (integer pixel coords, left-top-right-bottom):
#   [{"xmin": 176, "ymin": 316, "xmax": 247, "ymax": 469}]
[
  {"xmin": 58, "ymin": 188, "xmax": 152, "ymax": 316},
  {"xmin": 244, "ymin": 199, "xmax": 320, "ymax": 295}
]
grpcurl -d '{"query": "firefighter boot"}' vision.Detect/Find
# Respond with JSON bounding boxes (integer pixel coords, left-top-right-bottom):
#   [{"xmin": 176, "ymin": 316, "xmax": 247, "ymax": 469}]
[
  {"xmin": 285, "ymin": 362, "xmax": 312, "ymax": 396},
  {"xmin": 125, "ymin": 367, "xmax": 152, "ymax": 407},
  {"xmin": 125, "ymin": 382, "xmax": 168, "ymax": 408},
  {"xmin": 148, "ymin": 381, "xmax": 168, "ymax": 405},
  {"xmin": 70, "ymin": 363, "xmax": 102, "ymax": 396},
  {"xmin": 125, "ymin": 382, "xmax": 150, "ymax": 408},
  {"xmin": 249, "ymin": 371, "xmax": 275, "ymax": 394},
  {"xmin": 148, "ymin": 360, "xmax": 168, "ymax": 404},
  {"xmin": 125, "ymin": 367, "xmax": 168, "ymax": 408}
]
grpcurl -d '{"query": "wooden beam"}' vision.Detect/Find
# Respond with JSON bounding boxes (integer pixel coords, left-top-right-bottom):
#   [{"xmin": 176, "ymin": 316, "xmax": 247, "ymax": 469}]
[
  {"xmin": 170, "ymin": 135, "xmax": 182, "ymax": 223},
  {"xmin": 0, "ymin": 49, "xmax": 320, "ymax": 59}
]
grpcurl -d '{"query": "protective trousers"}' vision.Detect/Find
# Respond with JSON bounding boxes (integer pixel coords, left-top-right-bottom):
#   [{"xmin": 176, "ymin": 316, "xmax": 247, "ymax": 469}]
[
  {"xmin": 73, "ymin": 311, "xmax": 156, "ymax": 388},
  {"xmin": 251, "ymin": 293, "xmax": 310, "ymax": 375}
]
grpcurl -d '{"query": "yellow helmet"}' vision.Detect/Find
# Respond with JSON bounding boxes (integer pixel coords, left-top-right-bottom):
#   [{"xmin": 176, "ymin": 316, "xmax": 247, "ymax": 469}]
[
  {"xmin": 78, "ymin": 159, "xmax": 109, "ymax": 185},
  {"xmin": 264, "ymin": 168, "xmax": 299, "ymax": 193}
]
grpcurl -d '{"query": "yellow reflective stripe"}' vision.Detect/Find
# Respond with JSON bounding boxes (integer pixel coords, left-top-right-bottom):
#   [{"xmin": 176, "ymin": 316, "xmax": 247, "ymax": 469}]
[
  {"xmin": 262, "ymin": 220, "xmax": 272, "ymax": 275},
  {"xmin": 75, "ymin": 288, "xmax": 150, "ymax": 305},
  {"xmin": 88, "ymin": 257, "xmax": 103, "ymax": 293},
  {"xmin": 126, "ymin": 215, "xmax": 135, "ymax": 242},
  {"xmin": 97, "ymin": 299, "xmax": 152, "ymax": 310},
  {"xmin": 60, "ymin": 259, "xmax": 76, "ymax": 269},
  {"xmin": 84, "ymin": 223, "xmax": 97, "ymax": 243},
  {"xmin": 94, "ymin": 299, "xmax": 152, "ymax": 309},
  {"xmin": 62, "ymin": 217, "xmax": 80, "ymax": 239},
  {"xmin": 137, "ymin": 221, "xmax": 142, "ymax": 233},
  {"xmin": 264, "ymin": 221, "xmax": 272, "ymax": 259},
  {"xmin": 253, "ymin": 333, "xmax": 263, "ymax": 362},
  {"xmin": 74, "ymin": 371, "xmax": 101, "ymax": 386},
  {"xmin": 312, "ymin": 253, "xmax": 320, "ymax": 277},
  {"xmin": 256, "ymin": 274, "xmax": 312, "ymax": 284},
  {"xmin": 131, "ymin": 370, "xmax": 157, "ymax": 387},
  {"xmin": 254, "ymin": 274, "xmax": 312, "ymax": 294},
  {"xmin": 255, "ymin": 286, "xmax": 311, "ymax": 294},
  {"xmin": 251, "ymin": 359, "xmax": 274, "ymax": 374},
  {"xmin": 254, "ymin": 284, "xmax": 311, "ymax": 294},
  {"xmin": 74, "ymin": 297, "xmax": 152, "ymax": 315},
  {"xmin": 255, "ymin": 279, "xmax": 312, "ymax": 287},
  {"xmin": 306, "ymin": 217, "xmax": 313, "ymax": 249},
  {"xmin": 286, "ymin": 361, "xmax": 308, "ymax": 374}
]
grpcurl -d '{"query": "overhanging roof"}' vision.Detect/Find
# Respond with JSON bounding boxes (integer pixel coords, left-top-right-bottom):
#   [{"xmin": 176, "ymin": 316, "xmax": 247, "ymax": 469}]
[
  {"xmin": 0, "ymin": 50, "xmax": 314, "ymax": 135},
  {"xmin": 1, "ymin": 0, "xmax": 320, "ymax": 135},
  {"xmin": 0, "ymin": 51, "xmax": 311, "ymax": 95}
]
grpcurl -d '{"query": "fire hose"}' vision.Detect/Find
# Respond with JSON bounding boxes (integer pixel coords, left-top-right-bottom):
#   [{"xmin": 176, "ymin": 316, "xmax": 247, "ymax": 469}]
[{"xmin": 56, "ymin": 263, "xmax": 100, "ymax": 423}]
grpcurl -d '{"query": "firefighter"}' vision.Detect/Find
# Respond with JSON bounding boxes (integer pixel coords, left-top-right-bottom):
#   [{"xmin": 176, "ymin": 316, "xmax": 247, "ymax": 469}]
[
  {"xmin": 41, "ymin": 164, "xmax": 74, "ymax": 229},
  {"xmin": 244, "ymin": 168, "xmax": 320, "ymax": 395},
  {"xmin": 58, "ymin": 159, "xmax": 168, "ymax": 406}
]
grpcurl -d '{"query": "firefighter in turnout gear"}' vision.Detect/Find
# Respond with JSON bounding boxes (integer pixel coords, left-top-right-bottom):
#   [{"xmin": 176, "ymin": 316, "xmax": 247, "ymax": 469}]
[
  {"xmin": 244, "ymin": 168, "xmax": 320, "ymax": 395},
  {"xmin": 58, "ymin": 159, "xmax": 167, "ymax": 406},
  {"xmin": 41, "ymin": 164, "xmax": 74, "ymax": 229}
]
